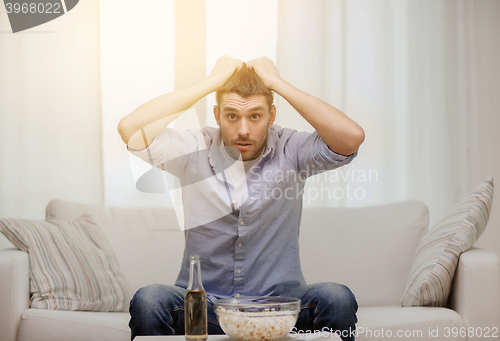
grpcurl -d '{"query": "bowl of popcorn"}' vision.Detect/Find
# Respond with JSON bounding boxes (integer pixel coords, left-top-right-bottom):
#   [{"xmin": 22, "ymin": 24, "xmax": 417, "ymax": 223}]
[{"xmin": 214, "ymin": 296, "xmax": 300, "ymax": 341}]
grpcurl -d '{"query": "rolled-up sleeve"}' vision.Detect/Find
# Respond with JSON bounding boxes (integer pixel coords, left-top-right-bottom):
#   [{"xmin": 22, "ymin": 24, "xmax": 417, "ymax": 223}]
[{"xmin": 287, "ymin": 130, "xmax": 357, "ymax": 179}]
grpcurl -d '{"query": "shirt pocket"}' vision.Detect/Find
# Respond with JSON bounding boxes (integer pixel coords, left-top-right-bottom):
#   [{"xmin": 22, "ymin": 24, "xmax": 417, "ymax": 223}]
[{"xmin": 259, "ymin": 179, "xmax": 298, "ymax": 221}]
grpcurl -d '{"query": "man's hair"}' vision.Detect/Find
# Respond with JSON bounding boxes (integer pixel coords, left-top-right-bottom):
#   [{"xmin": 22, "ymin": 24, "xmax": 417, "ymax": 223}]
[{"xmin": 216, "ymin": 63, "xmax": 274, "ymax": 109}]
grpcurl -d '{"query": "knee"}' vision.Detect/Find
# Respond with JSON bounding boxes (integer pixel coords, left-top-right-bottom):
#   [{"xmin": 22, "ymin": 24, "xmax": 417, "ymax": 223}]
[
  {"xmin": 130, "ymin": 284, "xmax": 182, "ymax": 314},
  {"xmin": 315, "ymin": 282, "xmax": 358, "ymax": 312}
]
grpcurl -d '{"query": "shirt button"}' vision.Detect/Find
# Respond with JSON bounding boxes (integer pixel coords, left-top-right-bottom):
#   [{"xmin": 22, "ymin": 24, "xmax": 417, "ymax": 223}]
[
  {"xmin": 236, "ymin": 293, "xmax": 241, "ymax": 297},
  {"xmin": 240, "ymin": 221, "xmax": 244, "ymax": 226},
  {"xmin": 238, "ymin": 243, "xmax": 242, "ymax": 248},
  {"xmin": 237, "ymin": 269, "xmax": 241, "ymax": 274},
  {"xmin": 232, "ymin": 200, "xmax": 237, "ymax": 205}
]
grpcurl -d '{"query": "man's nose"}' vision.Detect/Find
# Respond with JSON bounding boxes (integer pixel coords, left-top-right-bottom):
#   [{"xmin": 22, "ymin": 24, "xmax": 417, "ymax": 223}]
[{"xmin": 238, "ymin": 119, "xmax": 250, "ymax": 136}]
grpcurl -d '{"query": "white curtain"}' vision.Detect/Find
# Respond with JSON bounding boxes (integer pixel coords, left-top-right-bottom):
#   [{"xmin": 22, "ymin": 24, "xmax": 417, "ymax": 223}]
[
  {"xmin": 100, "ymin": 0, "xmax": 175, "ymax": 207},
  {"xmin": 0, "ymin": 0, "xmax": 102, "ymax": 248},
  {"xmin": 275, "ymin": 0, "xmax": 500, "ymax": 254}
]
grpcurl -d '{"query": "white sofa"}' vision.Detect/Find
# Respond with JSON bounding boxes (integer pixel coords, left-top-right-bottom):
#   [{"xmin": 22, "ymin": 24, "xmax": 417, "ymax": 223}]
[{"xmin": 0, "ymin": 199, "xmax": 499, "ymax": 341}]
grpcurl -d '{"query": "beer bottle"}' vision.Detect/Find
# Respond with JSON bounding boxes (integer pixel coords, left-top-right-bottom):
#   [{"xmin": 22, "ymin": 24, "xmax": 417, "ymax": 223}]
[{"xmin": 185, "ymin": 255, "xmax": 207, "ymax": 341}]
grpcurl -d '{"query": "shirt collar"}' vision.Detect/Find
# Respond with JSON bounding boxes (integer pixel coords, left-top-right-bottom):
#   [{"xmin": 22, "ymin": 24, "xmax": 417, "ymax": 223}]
[
  {"xmin": 208, "ymin": 129, "xmax": 225, "ymax": 175},
  {"xmin": 263, "ymin": 126, "xmax": 277, "ymax": 159}
]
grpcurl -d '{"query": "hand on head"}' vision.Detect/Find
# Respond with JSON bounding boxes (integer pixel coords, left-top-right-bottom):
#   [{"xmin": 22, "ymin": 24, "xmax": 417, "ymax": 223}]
[
  {"xmin": 208, "ymin": 55, "xmax": 245, "ymax": 88},
  {"xmin": 209, "ymin": 55, "xmax": 281, "ymax": 90},
  {"xmin": 246, "ymin": 56, "xmax": 282, "ymax": 90}
]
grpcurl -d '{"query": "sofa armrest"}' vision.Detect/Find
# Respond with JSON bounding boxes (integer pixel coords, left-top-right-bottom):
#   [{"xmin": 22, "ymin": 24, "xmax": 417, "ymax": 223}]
[
  {"xmin": 0, "ymin": 249, "xmax": 30, "ymax": 341},
  {"xmin": 448, "ymin": 247, "xmax": 500, "ymax": 340}
]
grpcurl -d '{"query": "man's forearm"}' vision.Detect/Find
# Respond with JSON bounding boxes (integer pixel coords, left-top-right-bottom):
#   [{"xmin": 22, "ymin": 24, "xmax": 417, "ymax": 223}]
[
  {"xmin": 118, "ymin": 76, "xmax": 220, "ymax": 148},
  {"xmin": 272, "ymin": 79, "xmax": 364, "ymax": 156}
]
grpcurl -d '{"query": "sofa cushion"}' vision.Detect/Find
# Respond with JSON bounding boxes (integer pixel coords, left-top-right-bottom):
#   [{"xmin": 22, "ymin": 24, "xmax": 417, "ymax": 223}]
[
  {"xmin": 400, "ymin": 177, "xmax": 494, "ymax": 307},
  {"xmin": 299, "ymin": 200, "xmax": 429, "ymax": 307},
  {"xmin": 17, "ymin": 309, "xmax": 130, "ymax": 341},
  {"xmin": 0, "ymin": 215, "xmax": 130, "ymax": 311},
  {"xmin": 16, "ymin": 306, "xmax": 465, "ymax": 341},
  {"xmin": 46, "ymin": 199, "xmax": 185, "ymax": 294},
  {"xmin": 355, "ymin": 306, "xmax": 465, "ymax": 340}
]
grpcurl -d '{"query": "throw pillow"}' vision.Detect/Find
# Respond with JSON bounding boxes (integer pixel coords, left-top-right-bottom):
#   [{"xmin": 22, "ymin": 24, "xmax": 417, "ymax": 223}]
[
  {"xmin": 0, "ymin": 214, "xmax": 131, "ymax": 311},
  {"xmin": 400, "ymin": 177, "xmax": 494, "ymax": 307}
]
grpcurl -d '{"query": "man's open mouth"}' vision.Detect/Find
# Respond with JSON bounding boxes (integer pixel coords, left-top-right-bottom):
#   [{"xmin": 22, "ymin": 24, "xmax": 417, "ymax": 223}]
[{"xmin": 235, "ymin": 142, "xmax": 252, "ymax": 150}]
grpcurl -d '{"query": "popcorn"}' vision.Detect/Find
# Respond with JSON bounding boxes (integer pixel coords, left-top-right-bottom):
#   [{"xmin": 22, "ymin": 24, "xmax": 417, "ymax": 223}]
[{"xmin": 216, "ymin": 306, "xmax": 297, "ymax": 341}]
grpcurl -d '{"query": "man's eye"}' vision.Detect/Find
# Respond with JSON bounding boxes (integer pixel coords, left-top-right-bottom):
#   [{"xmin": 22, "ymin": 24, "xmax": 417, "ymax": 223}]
[
  {"xmin": 251, "ymin": 114, "xmax": 259, "ymax": 119},
  {"xmin": 228, "ymin": 114, "xmax": 236, "ymax": 120}
]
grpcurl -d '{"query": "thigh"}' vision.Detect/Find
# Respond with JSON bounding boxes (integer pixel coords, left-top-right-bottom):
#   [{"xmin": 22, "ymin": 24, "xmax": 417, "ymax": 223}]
[
  {"xmin": 131, "ymin": 283, "xmax": 186, "ymax": 310},
  {"xmin": 129, "ymin": 284, "xmax": 187, "ymax": 337},
  {"xmin": 282, "ymin": 282, "xmax": 357, "ymax": 307},
  {"xmin": 131, "ymin": 284, "xmax": 223, "ymax": 335},
  {"xmin": 281, "ymin": 282, "xmax": 358, "ymax": 331}
]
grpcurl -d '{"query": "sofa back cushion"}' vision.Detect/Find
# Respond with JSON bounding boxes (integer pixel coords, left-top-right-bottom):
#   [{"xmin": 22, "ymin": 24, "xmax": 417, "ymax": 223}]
[
  {"xmin": 47, "ymin": 199, "xmax": 428, "ymax": 307},
  {"xmin": 400, "ymin": 177, "xmax": 494, "ymax": 307},
  {"xmin": 0, "ymin": 215, "xmax": 131, "ymax": 311},
  {"xmin": 46, "ymin": 199, "xmax": 184, "ymax": 294},
  {"xmin": 299, "ymin": 200, "xmax": 429, "ymax": 307}
]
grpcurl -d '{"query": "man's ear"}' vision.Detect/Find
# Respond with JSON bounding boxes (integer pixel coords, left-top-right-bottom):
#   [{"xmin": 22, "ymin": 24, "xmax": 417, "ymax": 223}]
[
  {"xmin": 214, "ymin": 105, "xmax": 221, "ymax": 127},
  {"xmin": 268, "ymin": 105, "xmax": 276, "ymax": 127}
]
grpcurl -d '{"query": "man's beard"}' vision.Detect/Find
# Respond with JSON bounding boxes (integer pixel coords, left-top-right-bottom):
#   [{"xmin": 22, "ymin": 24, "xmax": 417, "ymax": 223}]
[{"xmin": 220, "ymin": 131, "xmax": 266, "ymax": 161}]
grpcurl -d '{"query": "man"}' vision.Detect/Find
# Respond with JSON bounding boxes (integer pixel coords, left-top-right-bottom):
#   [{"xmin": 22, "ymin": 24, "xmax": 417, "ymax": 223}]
[{"xmin": 118, "ymin": 56, "xmax": 365, "ymax": 341}]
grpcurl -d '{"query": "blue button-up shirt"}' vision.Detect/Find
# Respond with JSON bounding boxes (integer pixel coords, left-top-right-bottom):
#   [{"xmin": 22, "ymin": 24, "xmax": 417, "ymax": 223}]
[{"xmin": 128, "ymin": 124, "xmax": 357, "ymax": 301}]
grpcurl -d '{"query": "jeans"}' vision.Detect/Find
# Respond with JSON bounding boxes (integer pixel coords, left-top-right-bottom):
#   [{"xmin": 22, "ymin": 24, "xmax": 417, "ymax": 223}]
[{"xmin": 129, "ymin": 282, "xmax": 358, "ymax": 341}]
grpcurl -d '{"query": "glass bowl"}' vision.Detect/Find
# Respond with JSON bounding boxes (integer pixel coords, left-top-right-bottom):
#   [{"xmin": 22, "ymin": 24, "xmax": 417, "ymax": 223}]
[{"xmin": 214, "ymin": 296, "xmax": 300, "ymax": 341}]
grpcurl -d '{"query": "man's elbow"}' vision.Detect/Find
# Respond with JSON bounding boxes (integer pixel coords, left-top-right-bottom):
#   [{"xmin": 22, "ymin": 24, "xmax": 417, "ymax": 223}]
[
  {"xmin": 353, "ymin": 126, "xmax": 365, "ymax": 150},
  {"xmin": 327, "ymin": 126, "xmax": 364, "ymax": 156},
  {"xmin": 117, "ymin": 119, "xmax": 131, "ymax": 145},
  {"xmin": 343, "ymin": 126, "xmax": 364, "ymax": 155}
]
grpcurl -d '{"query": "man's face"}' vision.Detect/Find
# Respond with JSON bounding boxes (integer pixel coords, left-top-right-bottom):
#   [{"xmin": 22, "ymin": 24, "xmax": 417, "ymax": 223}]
[{"xmin": 214, "ymin": 93, "xmax": 276, "ymax": 161}]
